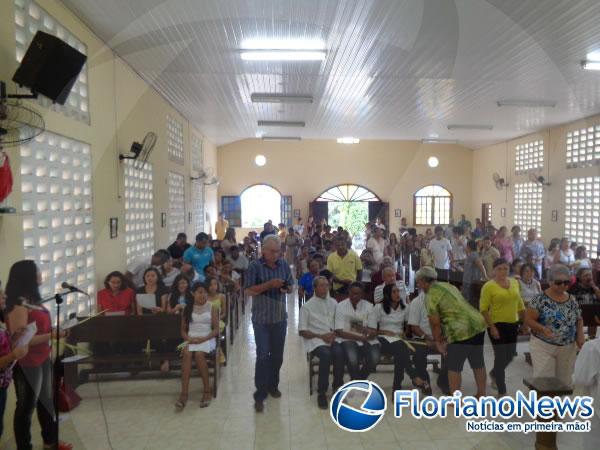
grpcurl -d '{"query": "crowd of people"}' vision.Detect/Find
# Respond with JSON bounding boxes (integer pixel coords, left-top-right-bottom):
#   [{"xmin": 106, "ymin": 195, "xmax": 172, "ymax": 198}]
[{"xmin": 0, "ymin": 211, "xmax": 599, "ymax": 448}]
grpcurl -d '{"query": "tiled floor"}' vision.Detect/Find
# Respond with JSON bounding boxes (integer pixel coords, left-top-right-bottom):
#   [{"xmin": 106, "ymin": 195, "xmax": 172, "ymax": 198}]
[{"xmin": 1, "ymin": 291, "xmax": 588, "ymax": 449}]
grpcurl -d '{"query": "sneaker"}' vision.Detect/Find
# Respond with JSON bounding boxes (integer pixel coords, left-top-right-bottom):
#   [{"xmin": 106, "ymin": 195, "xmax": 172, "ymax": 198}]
[
  {"xmin": 268, "ymin": 388, "xmax": 282, "ymax": 398},
  {"xmin": 254, "ymin": 400, "xmax": 264, "ymax": 413},
  {"xmin": 317, "ymin": 394, "xmax": 328, "ymax": 409}
]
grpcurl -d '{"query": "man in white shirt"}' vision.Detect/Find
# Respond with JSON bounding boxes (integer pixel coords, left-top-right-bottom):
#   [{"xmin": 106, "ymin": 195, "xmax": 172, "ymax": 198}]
[
  {"xmin": 299, "ymin": 276, "xmax": 344, "ymax": 409},
  {"xmin": 293, "ymin": 217, "xmax": 304, "ymax": 236},
  {"xmin": 227, "ymin": 245, "xmax": 249, "ymax": 273},
  {"xmin": 367, "ymin": 226, "xmax": 388, "ymax": 266},
  {"xmin": 125, "ymin": 250, "xmax": 169, "ymax": 288},
  {"xmin": 451, "ymin": 227, "xmax": 467, "ymax": 265},
  {"xmin": 573, "ymin": 337, "xmax": 600, "ymax": 450},
  {"xmin": 334, "ymin": 282, "xmax": 380, "ymax": 380},
  {"xmin": 428, "ymin": 225, "xmax": 453, "ymax": 281},
  {"xmin": 373, "ymin": 267, "xmax": 408, "ymax": 303}
]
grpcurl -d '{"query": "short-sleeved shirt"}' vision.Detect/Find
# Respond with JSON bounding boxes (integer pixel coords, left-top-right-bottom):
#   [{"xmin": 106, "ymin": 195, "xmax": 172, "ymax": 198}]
[
  {"xmin": 481, "ymin": 247, "xmax": 500, "ymax": 277},
  {"xmin": 367, "ymin": 237, "xmax": 387, "ymax": 265},
  {"xmin": 298, "ymin": 295, "xmax": 337, "ymax": 353},
  {"xmin": 167, "ymin": 241, "xmax": 190, "ymax": 260},
  {"xmin": 373, "ymin": 280, "xmax": 408, "ymax": 303},
  {"xmin": 127, "ymin": 256, "xmax": 152, "ymax": 288},
  {"xmin": 97, "ymin": 288, "xmax": 135, "ymax": 315},
  {"xmin": 227, "ymin": 254, "xmax": 249, "ymax": 271},
  {"xmin": 529, "ymin": 293, "xmax": 581, "ymax": 345},
  {"xmin": 568, "ymin": 283, "xmax": 599, "ymax": 306},
  {"xmin": 299, "ymin": 272, "xmax": 316, "ymax": 298},
  {"xmin": 136, "ymin": 286, "xmax": 168, "ymax": 314},
  {"xmin": 425, "ymin": 282, "xmax": 486, "ymax": 343},
  {"xmin": 183, "ymin": 246, "xmax": 214, "ymax": 282},
  {"xmin": 479, "ymin": 278, "xmax": 525, "ymax": 324},
  {"xmin": 367, "ymin": 302, "xmax": 408, "ymax": 336},
  {"xmin": 519, "ymin": 278, "xmax": 542, "ymax": 304},
  {"xmin": 0, "ymin": 325, "xmax": 14, "ymax": 388},
  {"xmin": 520, "ymin": 240, "xmax": 545, "ymax": 262},
  {"xmin": 407, "ymin": 292, "xmax": 432, "ymax": 337},
  {"xmin": 327, "ymin": 250, "xmax": 363, "ymax": 290},
  {"xmin": 334, "ymin": 299, "xmax": 377, "ymax": 345},
  {"xmin": 451, "ymin": 236, "xmax": 467, "ymax": 261},
  {"xmin": 244, "ymin": 257, "xmax": 293, "ymax": 324},
  {"xmin": 215, "ymin": 219, "xmax": 229, "ymax": 240},
  {"xmin": 428, "ymin": 238, "xmax": 452, "ymax": 270},
  {"xmin": 463, "ymin": 252, "xmax": 484, "ymax": 285}
]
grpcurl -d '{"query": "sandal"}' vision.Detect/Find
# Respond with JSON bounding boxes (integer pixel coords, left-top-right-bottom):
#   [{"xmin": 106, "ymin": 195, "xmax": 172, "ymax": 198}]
[
  {"xmin": 413, "ymin": 380, "xmax": 432, "ymax": 396},
  {"xmin": 175, "ymin": 393, "xmax": 188, "ymax": 411},
  {"xmin": 199, "ymin": 390, "xmax": 212, "ymax": 408}
]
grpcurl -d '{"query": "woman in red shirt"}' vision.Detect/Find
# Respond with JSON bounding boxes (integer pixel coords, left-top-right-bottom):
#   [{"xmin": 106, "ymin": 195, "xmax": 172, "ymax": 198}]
[
  {"xmin": 5, "ymin": 260, "xmax": 71, "ymax": 450},
  {"xmin": 97, "ymin": 271, "xmax": 135, "ymax": 315}
]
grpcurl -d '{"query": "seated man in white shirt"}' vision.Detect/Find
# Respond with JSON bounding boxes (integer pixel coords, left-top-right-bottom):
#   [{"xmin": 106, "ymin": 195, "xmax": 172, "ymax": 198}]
[
  {"xmin": 373, "ymin": 267, "xmax": 407, "ymax": 304},
  {"xmin": 125, "ymin": 250, "xmax": 170, "ymax": 289},
  {"xmin": 299, "ymin": 276, "xmax": 344, "ymax": 409}
]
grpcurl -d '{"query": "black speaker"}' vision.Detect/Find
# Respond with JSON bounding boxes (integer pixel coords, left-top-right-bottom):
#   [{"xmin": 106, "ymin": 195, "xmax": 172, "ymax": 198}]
[{"xmin": 12, "ymin": 31, "xmax": 87, "ymax": 105}]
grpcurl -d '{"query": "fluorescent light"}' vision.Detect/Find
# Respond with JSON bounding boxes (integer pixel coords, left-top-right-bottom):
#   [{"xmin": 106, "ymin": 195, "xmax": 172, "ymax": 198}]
[
  {"xmin": 428, "ymin": 156, "xmax": 439, "ymax": 168},
  {"xmin": 582, "ymin": 60, "xmax": 600, "ymax": 71},
  {"xmin": 251, "ymin": 93, "xmax": 313, "ymax": 103},
  {"xmin": 241, "ymin": 50, "xmax": 326, "ymax": 61},
  {"xmin": 337, "ymin": 137, "xmax": 360, "ymax": 144},
  {"xmin": 496, "ymin": 99, "xmax": 556, "ymax": 108},
  {"xmin": 261, "ymin": 136, "xmax": 302, "ymax": 141},
  {"xmin": 447, "ymin": 124, "xmax": 493, "ymax": 131},
  {"xmin": 422, "ymin": 139, "xmax": 458, "ymax": 144},
  {"xmin": 255, "ymin": 155, "xmax": 266, "ymax": 167},
  {"xmin": 257, "ymin": 120, "xmax": 305, "ymax": 127},
  {"xmin": 242, "ymin": 39, "xmax": 326, "ymax": 50}
]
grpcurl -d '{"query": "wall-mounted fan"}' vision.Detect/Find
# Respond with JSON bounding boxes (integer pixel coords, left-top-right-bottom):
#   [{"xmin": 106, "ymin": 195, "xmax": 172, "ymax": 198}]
[
  {"xmin": 492, "ymin": 172, "xmax": 509, "ymax": 190},
  {"xmin": 191, "ymin": 166, "xmax": 220, "ymax": 186},
  {"xmin": 119, "ymin": 132, "xmax": 157, "ymax": 169},
  {"xmin": 528, "ymin": 172, "xmax": 551, "ymax": 186},
  {"xmin": 0, "ymin": 81, "xmax": 45, "ymax": 149}
]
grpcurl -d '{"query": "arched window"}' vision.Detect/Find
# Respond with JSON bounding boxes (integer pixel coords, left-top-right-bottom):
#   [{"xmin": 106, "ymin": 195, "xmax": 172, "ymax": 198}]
[
  {"xmin": 316, "ymin": 184, "xmax": 380, "ymax": 202},
  {"xmin": 414, "ymin": 185, "xmax": 452, "ymax": 225},
  {"xmin": 240, "ymin": 184, "xmax": 281, "ymax": 228}
]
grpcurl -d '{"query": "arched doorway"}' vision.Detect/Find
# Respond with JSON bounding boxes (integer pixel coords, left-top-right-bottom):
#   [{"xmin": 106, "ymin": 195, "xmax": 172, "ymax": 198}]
[{"xmin": 311, "ymin": 184, "xmax": 386, "ymax": 252}]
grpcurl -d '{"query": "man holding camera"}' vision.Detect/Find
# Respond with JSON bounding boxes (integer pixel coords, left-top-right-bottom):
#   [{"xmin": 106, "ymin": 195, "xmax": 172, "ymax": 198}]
[{"xmin": 244, "ymin": 234, "xmax": 294, "ymax": 412}]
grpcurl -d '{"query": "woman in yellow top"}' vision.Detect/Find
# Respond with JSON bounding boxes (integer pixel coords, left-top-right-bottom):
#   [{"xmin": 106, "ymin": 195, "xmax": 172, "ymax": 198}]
[{"xmin": 479, "ymin": 258, "xmax": 525, "ymax": 396}]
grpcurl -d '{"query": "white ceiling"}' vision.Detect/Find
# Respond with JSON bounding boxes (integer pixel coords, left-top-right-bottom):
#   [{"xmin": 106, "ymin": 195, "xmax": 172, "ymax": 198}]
[{"xmin": 61, "ymin": 0, "xmax": 600, "ymax": 148}]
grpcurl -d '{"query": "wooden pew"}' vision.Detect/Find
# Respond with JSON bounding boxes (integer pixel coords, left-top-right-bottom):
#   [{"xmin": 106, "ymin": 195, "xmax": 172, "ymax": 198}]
[{"xmin": 63, "ymin": 315, "xmax": 219, "ymax": 397}]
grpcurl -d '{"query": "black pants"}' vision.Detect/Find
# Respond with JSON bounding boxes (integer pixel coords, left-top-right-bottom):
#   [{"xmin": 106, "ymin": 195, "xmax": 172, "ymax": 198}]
[
  {"xmin": 341, "ymin": 341, "xmax": 380, "ymax": 380},
  {"xmin": 13, "ymin": 359, "xmax": 57, "ymax": 450},
  {"xmin": 378, "ymin": 338, "xmax": 419, "ymax": 390},
  {"xmin": 411, "ymin": 341, "xmax": 431, "ymax": 384},
  {"xmin": 435, "ymin": 268, "xmax": 450, "ymax": 281},
  {"xmin": 312, "ymin": 343, "xmax": 345, "ymax": 395},
  {"xmin": 488, "ymin": 322, "xmax": 519, "ymax": 395}
]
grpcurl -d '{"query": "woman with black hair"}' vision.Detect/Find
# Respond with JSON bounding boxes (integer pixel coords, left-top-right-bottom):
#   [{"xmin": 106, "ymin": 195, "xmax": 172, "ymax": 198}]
[
  {"xmin": 167, "ymin": 274, "xmax": 192, "ymax": 314},
  {"xmin": 5, "ymin": 260, "xmax": 71, "ymax": 450},
  {"xmin": 97, "ymin": 271, "xmax": 135, "ymax": 315},
  {"xmin": 367, "ymin": 284, "xmax": 431, "ymax": 393}
]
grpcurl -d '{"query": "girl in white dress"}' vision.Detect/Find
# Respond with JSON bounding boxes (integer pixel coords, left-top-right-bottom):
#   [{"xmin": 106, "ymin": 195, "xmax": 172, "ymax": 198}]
[{"xmin": 176, "ymin": 281, "xmax": 219, "ymax": 410}]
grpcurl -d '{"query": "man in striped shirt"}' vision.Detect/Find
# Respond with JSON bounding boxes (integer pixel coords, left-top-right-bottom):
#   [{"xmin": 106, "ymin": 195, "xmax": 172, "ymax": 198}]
[{"xmin": 244, "ymin": 234, "xmax": 294, "ymax": 412}]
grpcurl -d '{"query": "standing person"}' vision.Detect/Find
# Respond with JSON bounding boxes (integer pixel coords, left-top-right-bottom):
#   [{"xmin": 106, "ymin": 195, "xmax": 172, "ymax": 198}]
[
  {"xmin": 479, "ymin": 259, "xmax": 525, "ymax": 396},
  {"xmin": 493, "ymin": 226, "xmax": 514, "ymax": 264},
  {"xmin": 427, "ymin": 225, "xmax": 453, "ymax": 281},
  {"xmin": 481, "ymin": 235, "xmax": 501, "ymax": 278},
  {"xmin": 175, "ymin": 281, "xmax": 219, "ymax": 410},
  {"xmin": 220, "ymin": 228, "xmax": 237, "ymax": 254},
  {"xmin": 569, "ymin": 268, "xmax": 600, "ymax": 339},
  {"xmin": 227, "ymin": 245, "xmax": 249, "ymax": 274},
  {"xmin": 284, "ymin": 227, "xmax": 300, "ymax": 267},
  {"xmin": 573, "ymin": 338, "xmax": 600, "ymax": 450},
  {"xmin": 326, "ymin": 236, "xmax": 363, "ymax": 299},
  {"xmin": 293, "ymin": 217, "xmax": 305, "ymax": 237},
  {"xmin": 298, "ymin": 259, "xmax": 321, "ymax": 301},
  {"xmin": 244, "ymin": 235, "xmax": 293, "ymax": 412},
  {"xmin": 5, "ymin": 260, "xmax": 71, "ymax": 450},
  {"xmin": 520, "ymin": 228, "xmax": 545, "ymax": 279},
  {"xmin": 367, "ymin": 226, "xmax": 388, "ymax": 267},
  {"xmin": 457, "ymin": 214, "xmax": 471, "ymax": 231},
  {"xmin": 298, "ymin": 277, "xmax": 344, "ymax": 409},
  {"xmin": 183, "ymin": 232, "xmax": 214, "ymax": 282},
  {"xmin": 416, "ymin": 267, "xmax": 487, "ymax": 397},
  {"xmin": 511, "ymin": 226, "xmax": 524, "ymax": 259},
  {"xmin": 525, "ymin": 264, "xmax": 585, "ymax": 387},
  {"xmin": 167, "ymin": 233, "xmax": 191, "ymax": 261},
  {"xmin": 259, "ymin": 222, "xmax": 276, "ymax": 243},
  {"xmin": 214, "ymin": 212, "xmax": 229, "ymax": 241},
  {"xmin": 451, "ymin": 227, "xmax": 467, "ymax": 268},
  {"xmin": 462, "ymin": 240, "xmax": 488, "ymax": 304},
  {"xmin": 558, "ymin": 238, "xmax": 576, "ymax": 269},
  {"xmin": 518, "ymin": 263, "xmax": 542, "ymax": 305}
]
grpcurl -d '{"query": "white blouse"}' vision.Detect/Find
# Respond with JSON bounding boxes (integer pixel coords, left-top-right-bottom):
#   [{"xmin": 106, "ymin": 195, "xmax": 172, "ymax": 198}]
[{"xmin": 368, "ymin": 302, "xmax": 408, "ymax": 336}]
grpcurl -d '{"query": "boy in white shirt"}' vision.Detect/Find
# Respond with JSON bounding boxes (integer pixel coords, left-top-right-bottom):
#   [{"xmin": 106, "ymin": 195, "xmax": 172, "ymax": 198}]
[
  {"xmin": 299, "ymin": 277, "xmax": 344, "ymax": 409},
  {"xmin": 428, "ymin": 225, "xmax": 453, "ymax": 281}
]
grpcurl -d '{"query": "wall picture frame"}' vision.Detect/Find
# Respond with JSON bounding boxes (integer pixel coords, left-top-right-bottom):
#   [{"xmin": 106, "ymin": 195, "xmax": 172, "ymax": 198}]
[
  {"xmin": 394, "ymin": 209, "xmax": 401, "ymax": 218},
  {"xmin": 293, "ymin": 209, "xmax": 301, "ymax": 218},
  {"xmin": 552, "ymin": 210, "xmax": 558, "ymax": 222},
  {"xmin": 500, "ymin": 208, "xmax": 506, "ymax": 218},
  {"xmin": 161, "ymin": 213, "xmax": 167, "ymax": 228},
  {"xmin": 109, "ymin": 217, "xmax": 118, "ymax": 239}
]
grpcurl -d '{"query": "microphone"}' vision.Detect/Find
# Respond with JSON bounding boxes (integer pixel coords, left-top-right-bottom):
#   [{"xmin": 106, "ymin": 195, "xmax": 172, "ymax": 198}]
[{"xmin": 61, "ymin": 282, "xmax": 89, "ymax": 296}]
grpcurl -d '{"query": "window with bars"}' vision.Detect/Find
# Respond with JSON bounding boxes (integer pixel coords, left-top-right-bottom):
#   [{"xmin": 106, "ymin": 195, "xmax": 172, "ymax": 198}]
[
  {"xmin": 21, "ymin": 132, "xmax": 94, "ymax": 320},
  {"xmin": 566, "ymin": 126, "xmax": 600, "ymax": 169},
  {"xmin": 191, "ymin": 180, "xmax": 205, "ymax": 235},
  {"xmin": 168, "ymin": 172, "xmax": 185, "ymax": 241},
  {"xmin": 221, "ymin": 196, "xmax": 241, "ymax": 227},
  {"xmin": 14, "ymin": 0, "xmax": 90, "ymax": 123},
  {"xmin": 124, "ymin": 160, "xmax": 154, "ymax": 265},
  {"xmin": 513, "ymin": 182, "xmax": 543, "ymax": 235},
  {"xmin": 191, "ymin": 134, "xmax": 203, "ymax": 173},
  {"xmin": 166, "ymin": 115, "xmax": 184, "ymax": 164},
  {"xmin": 565, "ymin": 177, "xmax": 600, "ymax": 258},
  {"xmin": 413, "ymin": 185, "xmax": 452, "ymax": 225},
  {"xmin": 515, "ymin": 140, "xmax": 544, "ymax": 175},
  {"xmin": 281, "ymin": 196, "xmax": 293, "ymax": 227}
]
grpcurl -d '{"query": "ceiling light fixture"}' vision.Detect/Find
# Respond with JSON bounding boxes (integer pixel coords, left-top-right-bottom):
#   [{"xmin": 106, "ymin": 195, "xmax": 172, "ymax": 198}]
[
  {"xmin": 428, "ymin": 156, "xmax": 439, "ymax": 168},
  {"xmin": 496, "ymin": 99, "xmax": 557, "ymax": 108},
  {"xmin": 240, "ymin": 39, "xmax": 326, "ymax": 61},
  {"xmin": 241, "ymin": 50, "xmax": 326, "ymax": 61},
  {"xmin": 422, "ymin": 139, "xmax": 458, "ymax": 144},
  {"xmin": 255, "ymin": 155, "xmax": 266, "ymax": 166},
  {"xmin": 261, "ymin": 136, "xmax": 302, "ymax": 141},
  {"xmin": 257, "ymin": 120, "xmax": 305, "ymax": 127},
  {"xmin": 337, "ymin": 137, "xmax": 360, "ymax": 144},
  {"xmin": 447, "ymin": 124, "xmax": 493, "ymax": 131},
  {"xmin": 251, "ymin": 93, "xmax": 313, "ymax": 104}
]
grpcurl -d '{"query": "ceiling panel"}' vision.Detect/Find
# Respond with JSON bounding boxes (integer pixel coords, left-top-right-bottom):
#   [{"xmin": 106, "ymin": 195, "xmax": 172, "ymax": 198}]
[{"xmin": 62, "ymin": 0, "xmax": 600, "ymax": 147}]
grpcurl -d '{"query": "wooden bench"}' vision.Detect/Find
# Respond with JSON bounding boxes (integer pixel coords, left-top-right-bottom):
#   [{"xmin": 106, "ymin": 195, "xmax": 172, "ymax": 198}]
[
  {"xmin": 63, "ymin": 315, "xmax": 220, "ymax": 397},
  {"xmin": 523, "ymin": 377, "xmax": 574, "ymax": 450},
  {"xmin": 307, "ymin": 347, "xmax": 441, "ymax": 395}
]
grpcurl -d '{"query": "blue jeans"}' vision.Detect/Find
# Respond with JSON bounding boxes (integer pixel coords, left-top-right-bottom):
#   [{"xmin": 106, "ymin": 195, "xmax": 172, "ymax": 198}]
[
  {"xmin": 312, "ymin": 343, "xmax": 345, "ymax": 395},
  {"xmin": 341, "ymin": 341, "xmax": 380, "ymax": 380},
  {"xmin": 0, "ymin": 386, "xmax": 6, "ymax": 439},
  {"xmin": 252, "ymin": 320, "xmax": 287, "ymax": 401}
]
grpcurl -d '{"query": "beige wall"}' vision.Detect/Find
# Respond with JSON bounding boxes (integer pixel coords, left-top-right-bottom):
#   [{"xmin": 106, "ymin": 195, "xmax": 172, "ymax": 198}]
[
  {"xmin": 217, "ymin": 139, "xmax": 473, "ymax": 235},
  {"xmin": 0, "ymin": 0, "xmax": 218, "ymax": 285},
  {"xmin": 471, "ymin": 114, "xmax": 600, "ymax": 243}
]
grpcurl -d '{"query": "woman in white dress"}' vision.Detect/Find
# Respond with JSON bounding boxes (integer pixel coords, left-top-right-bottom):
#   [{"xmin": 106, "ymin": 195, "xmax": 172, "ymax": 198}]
[{"xmin": 176, "ymin": 281, "xmax": 219, "ymax": 410}]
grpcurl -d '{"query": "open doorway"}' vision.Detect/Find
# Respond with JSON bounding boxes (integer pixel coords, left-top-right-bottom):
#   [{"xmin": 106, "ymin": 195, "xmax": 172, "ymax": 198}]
[{"xmin": 327, "ymin": 201, "xmax": 369, "ymax": 252}]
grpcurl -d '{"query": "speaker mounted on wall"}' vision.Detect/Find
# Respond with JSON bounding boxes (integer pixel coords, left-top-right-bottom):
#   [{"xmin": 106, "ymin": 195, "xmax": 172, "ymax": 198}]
[{"xmin": 12, "ymin": 31, "xmax": 87, "ymax": 105}]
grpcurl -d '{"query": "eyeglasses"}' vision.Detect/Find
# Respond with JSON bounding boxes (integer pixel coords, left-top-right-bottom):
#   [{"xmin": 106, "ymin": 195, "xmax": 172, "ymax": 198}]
[{"xmin": 553, "ymin": 280, "xmax": 570, "ymax": 286}]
